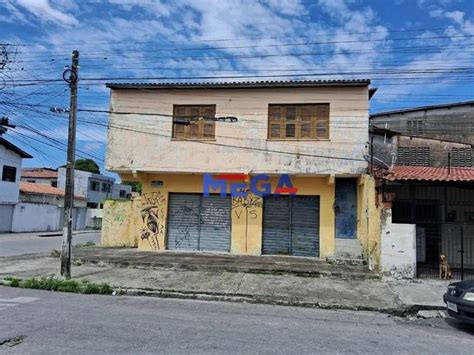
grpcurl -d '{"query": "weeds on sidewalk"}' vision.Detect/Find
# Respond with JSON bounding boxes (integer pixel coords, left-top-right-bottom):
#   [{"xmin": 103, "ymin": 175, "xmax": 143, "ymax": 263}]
[
  {"xmin": 4, "ymin": 276, "xmax": 113, "ymax": 295},
  {"xmin": 74, "ymin": 241, "xmax": 96, "ymax": 249}
]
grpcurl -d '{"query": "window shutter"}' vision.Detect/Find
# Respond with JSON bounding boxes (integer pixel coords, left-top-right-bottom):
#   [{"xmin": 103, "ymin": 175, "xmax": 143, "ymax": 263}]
[
  {"xmin": 173, "ymin": 105, "xmax": 216, "ymax": 139},
  {"xmin": 269, "ymin": 106, "xmax": 283, "ymax": 138},
  {"xmin": 300, "ymin": 105, "xmax": 312, "ymax": 138},
  {"xmin": 316, "ymin": 105, "xmax": 329, "ymax": 139}
]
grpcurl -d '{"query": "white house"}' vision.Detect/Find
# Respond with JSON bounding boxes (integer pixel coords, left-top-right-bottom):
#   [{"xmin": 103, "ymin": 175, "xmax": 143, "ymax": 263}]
[{"xmin": 0, "ymin": 135, "xmax": 32, "ymax": 232}]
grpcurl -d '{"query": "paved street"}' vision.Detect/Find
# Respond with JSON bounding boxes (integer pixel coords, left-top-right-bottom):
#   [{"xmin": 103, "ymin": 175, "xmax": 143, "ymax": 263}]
[
  {"xmin": 0, "ymin": 232, "xmax": 101, "ymax": 257},
  {"xmin": 1, "ymin": 287, "xmax": 473, "ymax": 354}
]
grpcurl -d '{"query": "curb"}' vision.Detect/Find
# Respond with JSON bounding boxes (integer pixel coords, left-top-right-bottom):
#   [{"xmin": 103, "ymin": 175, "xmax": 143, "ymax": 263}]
[
  {"xmin": 0, "ymin": 277, "xmax": 444, "ymax": 317},
  {"xmin": 74, "ymin": 258, "xmax": 381, "ymax": 281}
]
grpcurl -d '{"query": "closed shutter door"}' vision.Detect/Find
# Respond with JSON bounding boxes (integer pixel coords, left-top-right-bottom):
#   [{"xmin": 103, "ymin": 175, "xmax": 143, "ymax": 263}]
[
  {"xmin": 200, "ymin": 195, "xmax": 231, "ymax": 252},
  {"xmin": 262, "ymin": 197, "xmax": 291, "ymax": 255},
  {"xmin": 167, "ymin": 193, "xmax": 231, "ymax": 252},
  {"xmin": 291, "ymin": 196, "xmax": 320, "ymax": 257},
  {"xmin": 167, "ymin": 194, "xmax": 201, "ymax": 250},
  {"xmin": 262, "ymin": 196, "xmax": 320, "ymax": 257}
]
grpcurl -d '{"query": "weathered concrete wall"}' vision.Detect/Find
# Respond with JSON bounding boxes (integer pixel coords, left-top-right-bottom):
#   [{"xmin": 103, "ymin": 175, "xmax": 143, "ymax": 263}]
[
  {"xmin": 107, "ymin": 86, "xmax": 369, "ymax": 175},
  {"xmin": 0, "ymin": 204, "xmax": 13, "ymax": 232},
  {"xmin": 380, "ymin": 209, "xmax": 417, "ymax": 279},
  {"xmin": 397, "ymin": 136, "xmax": 471, "ymax": 167},
  {"xmin": 12, "ymin": 203, "xmax": 60, "ymax": 232},
  {"xmin": 11, "ymin": 203, "xmax": 86, "ymax": 232},
  {"xmin": 101, "ymin": 198, "xmax": 140, "ymax": 247},
  {"xmin": 371, "ymin": 104, "xmax": 474, "ymax": 145},
  {"xmin": 357, "ymin": 175, "xmax": 382, "ymax": 270},
  {"xmin": 115, "ymin": 174, "xmax": 337, "ymax": 259},
  {"xmin": 86, "ymin": 208, "xmax": 103, "ymax": 229},
  {"xmin": 0, "ymin": 145, "xmax": 22, "ymax": 204}
]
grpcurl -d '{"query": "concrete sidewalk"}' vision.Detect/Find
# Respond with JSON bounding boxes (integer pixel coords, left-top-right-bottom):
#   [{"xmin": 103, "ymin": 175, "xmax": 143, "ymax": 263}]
[
  {"xmin": 73, "ymin": 247, "xmax": 377, "ymax": 280},
  {"xmin": 0, "ymin": 249, "xmax": 451, "ymax": 315}
]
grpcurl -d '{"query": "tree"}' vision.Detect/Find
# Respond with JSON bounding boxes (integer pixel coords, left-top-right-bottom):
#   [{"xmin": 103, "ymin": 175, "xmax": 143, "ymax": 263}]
[
  {"xmin": 122, "ymin": 181, "xmax": 142, "ymax": 193},
  {"xmin": 74, "ymin": 159, "xmax": 100, "ymax": 174}
]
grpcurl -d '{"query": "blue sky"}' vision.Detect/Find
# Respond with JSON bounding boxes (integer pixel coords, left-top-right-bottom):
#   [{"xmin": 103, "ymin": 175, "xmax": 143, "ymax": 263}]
[{"xmin": 0, "ymin": 0, "xmax": 473, "ymax": 175}]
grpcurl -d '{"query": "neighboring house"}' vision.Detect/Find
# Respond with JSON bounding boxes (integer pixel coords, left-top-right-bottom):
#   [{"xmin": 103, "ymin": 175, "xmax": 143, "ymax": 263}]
[
  {"xmin": 21, "ymin": 167, "xmax": 58, "ymax": 187},
  {"xmin": 370, "ymin": 126, "xmax": 473, "ymax": 168},
  {"xmin": 112, "ymin": 183, "xmax": 132, "ymax": 200},
  {"xmin": 370, "ymin": 106, "xmax": 474, "ymax": 279},
  {"xmin": 0, "ymin": 136, "xmax": 32, "ymax": 232},
  {"xmin": 11, "ymin": 182, "xmax": 87, "ymax": 232},
  {"xmin": 370, "ymin": 100, "xmax": 474, "ymax": 145},
  {"xmin": 104, "ymin": 79, "xmax": 380, "ymax": 264},
  {"xmin": 379, "ymin": 166, "xmax": 474, "ymax": 279},
  {"xmin": 57, "ymin": 168, "xmax": 129, "ymax": 208}
]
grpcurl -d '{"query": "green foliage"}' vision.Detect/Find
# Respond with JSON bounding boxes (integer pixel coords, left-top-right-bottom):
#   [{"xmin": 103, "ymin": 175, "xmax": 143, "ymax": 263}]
[
  {"xmin": 6, "ymin": 277, "xmax": 20, "ymax": 287},
  {"xmin": 122, "ymin": 181, "xmax": 142, "ymax": 193},
  {"xmin": 75, "ymin": 159, "xmax": 100, "ymax": 174},
  {"xmin": 4, "ymin": 277, "xmax": 113, "ymax": 295},
  {"xmin": 74, "ymin": 241, "xmax": 96, "ymax": 249},
  {"xmin": 50, "ymin": 249, "xmax": 61, "ymax": 257}
]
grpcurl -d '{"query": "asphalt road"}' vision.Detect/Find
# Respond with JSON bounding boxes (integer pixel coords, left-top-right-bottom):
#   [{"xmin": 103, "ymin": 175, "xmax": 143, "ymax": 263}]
[
  {"xmin": 0, "ymin": 232, "xmax": 101, "ymax": 257},
  {"xmin": 1, "ymin": 287, "xmax": 473, "ymax": 354}
]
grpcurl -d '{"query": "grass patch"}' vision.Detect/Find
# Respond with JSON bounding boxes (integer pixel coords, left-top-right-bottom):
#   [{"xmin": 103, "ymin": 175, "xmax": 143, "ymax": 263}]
[
  {"xmin": 5, "ymin": 277, "xmax": 113, "ymax": 295},
  {"xmin": 50, "ymin": 249, "xmax": 61, "ymax": 257},
  {"xmin": 74, "ymin": 241, "xmax": 96, "ymax": 249}
]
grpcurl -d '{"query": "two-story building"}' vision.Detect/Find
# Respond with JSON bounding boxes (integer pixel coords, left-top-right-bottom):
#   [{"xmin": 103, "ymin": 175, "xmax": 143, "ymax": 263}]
[
  {"xmin": 57, "ymin": 168, "xmax": 131, "ymax": 208},
  {"xmin": 104, "ymin": 80, "xmax": 380, "ymax": 264},
  {"xmin": 21, "ymin": 167, "xmax": 58, "ymax": 187},
  {"xmin": 0, "ymin": 134, "xmax": 32, "ymax": 232}
]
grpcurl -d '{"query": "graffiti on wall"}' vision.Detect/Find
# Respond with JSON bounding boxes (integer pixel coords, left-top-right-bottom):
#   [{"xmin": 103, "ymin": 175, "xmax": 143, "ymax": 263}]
[
  {"xmin": 232, "ymin": 191, "xmax": 262, "ymax": 252},
  {"xmin": 140, "ymin": 191, "xmax": 166, "ymax": 250}
]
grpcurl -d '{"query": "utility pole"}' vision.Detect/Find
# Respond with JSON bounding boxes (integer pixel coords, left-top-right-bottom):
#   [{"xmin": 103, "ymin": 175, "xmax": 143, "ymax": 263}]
[{"xmin": 60, "ymin": 50, "xmax": 79, "ymax": 279}]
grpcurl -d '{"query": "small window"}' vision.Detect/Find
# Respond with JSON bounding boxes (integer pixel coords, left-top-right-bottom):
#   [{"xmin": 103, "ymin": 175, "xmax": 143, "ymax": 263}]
[
  {"xmin": 407, "ymin": 119, "xmax": 424, "ymax": 136},
  {"xmin": 90, "ymin": 181, "xmax": 100, "ymax": 191},
  {"xmin": 267, "ymin": 104, "xmax": 329, "ymax": 140},
  {"xmin": 51, "ymin": 181, "xmax": 57, "ymax": 187},
  {"xmin": 397, "ymin": 147, "xmax": 430, "ymax": 166},
  {"xmin": 119, "ymin": 190, "xmax": 126, "ymax": 198},
  {"xmin": 451, "ymin": 148, "xmax": 473, "ymax": 167},
  {"xmin": 2, "ymin": 165, "xmax": 17, "ymax": 182},
  {"xmin": 173, "ymin": 105, "xmax": 216, "ymax": 139},
  {"xmin": 102, "ymin": 183, "xmax": 108, "ymax": 192}
]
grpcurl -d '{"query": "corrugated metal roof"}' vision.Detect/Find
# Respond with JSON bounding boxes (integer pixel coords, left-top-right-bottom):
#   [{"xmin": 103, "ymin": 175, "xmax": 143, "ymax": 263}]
[
  {"xmin": 106, "ymin": 79, "xmax": 371, "ymax": 90},
  {"xmin": 370, "ymin": 100, "xmax": 474, "ymax": 118},
  {"xmin": 20, "ymin": 182, "xmax": 86, "ymax": 200},
  {"xmin": 0, "ymin": 137, "xmax": 32, "ymax": 158},
  {"xmin": 384, "ymin": 165, "xmax": 474, "ymax": 182}
]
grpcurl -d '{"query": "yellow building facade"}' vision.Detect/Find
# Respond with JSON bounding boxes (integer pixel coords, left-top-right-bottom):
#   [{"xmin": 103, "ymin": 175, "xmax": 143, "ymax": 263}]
[{"xmin": 103, "ymin": 80, "xmax": 381, "ymax": 266}]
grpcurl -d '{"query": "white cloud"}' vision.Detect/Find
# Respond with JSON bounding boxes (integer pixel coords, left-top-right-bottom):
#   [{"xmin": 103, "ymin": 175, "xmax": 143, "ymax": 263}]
[{"xmin": 15, "ymin": 0, "xmax": 78, "ymax": 26}]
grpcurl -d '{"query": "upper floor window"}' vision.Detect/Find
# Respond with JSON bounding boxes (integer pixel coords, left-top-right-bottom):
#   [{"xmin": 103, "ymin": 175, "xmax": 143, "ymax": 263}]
[
  {"xmin": 397, "ymin": 146, "xmax": 430, "ymax": 166},
  {"xmin": 407, "ymin": 119, "xmax": 424, "ymax": 136},
  {"xmin": 51, "ymin": 181, "xmax": 57, "ymax": 187},
  {"xmin": 90, "ymin": 181, "xmax": 100, "ymax": 191},
  {"xmin": 2, "ymin": 165, "xmax": 17, "ymax": 182},
  {"xmin": 268, "ymin": 104, "xmax": 329, "ymax": 140},
  {"xmin": 173, "ymin": 105, "xmax": 216, "ymax": 140},
  {"xmin": 451, "ymin": 148, "xmax": 473, "ymax": 167}
]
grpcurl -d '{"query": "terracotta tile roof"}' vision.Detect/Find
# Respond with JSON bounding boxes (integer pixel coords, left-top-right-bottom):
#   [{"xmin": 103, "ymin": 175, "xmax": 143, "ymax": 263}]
[
  {"xmin": 21, "ymin": 168, "xmax": 58, "ymax": 179},
  {"xmin": 20, "ymin": 182, "xmax": 86, "ymax": 200},
  {"xmin": 384, "ymin": 165, "xmax": 474, "ymax": 182}
]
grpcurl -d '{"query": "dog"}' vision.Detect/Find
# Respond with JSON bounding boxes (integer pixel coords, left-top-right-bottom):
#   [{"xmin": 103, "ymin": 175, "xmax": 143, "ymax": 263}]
[{"xmin": 439, "ymin": 254, "xmax": 453, "ymax": 279}]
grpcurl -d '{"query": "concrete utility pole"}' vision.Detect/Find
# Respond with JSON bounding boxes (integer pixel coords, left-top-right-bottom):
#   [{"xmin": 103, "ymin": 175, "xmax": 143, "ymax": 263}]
[{"xmin": 60, "ymin": 50, "xmax": 79, "ymax": 279}]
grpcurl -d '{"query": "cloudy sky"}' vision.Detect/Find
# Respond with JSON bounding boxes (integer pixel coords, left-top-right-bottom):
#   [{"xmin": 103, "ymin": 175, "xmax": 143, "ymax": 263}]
[{"xmin": 0, "ymin": 0, "xmax": 473, "ymax": 173}]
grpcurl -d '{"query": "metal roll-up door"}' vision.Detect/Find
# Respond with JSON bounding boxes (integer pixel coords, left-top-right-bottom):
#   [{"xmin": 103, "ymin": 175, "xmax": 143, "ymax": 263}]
[
  {"xmin": 200, "ymin": 195, "xmax": 231, "ymax": 252},
  {"xmin": 291, "ymin": 196, "xmax": 320, "ymax": 257},
  {"xmin": 167, "ymin": 194, "xmax": 201, "ymax": 250},
  {"xmin": 167, "ymin": 193, "xmax": 231, "ymax": 252},
  {"xmin": 262, "ymin": 195, "xmax": 320, "ymax": 257},
  {"xmin": 262, "ymin": 196, "xmax": 290, "ymax": 255}
]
